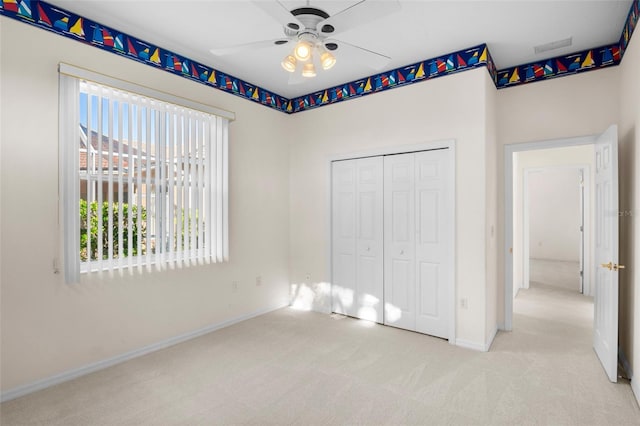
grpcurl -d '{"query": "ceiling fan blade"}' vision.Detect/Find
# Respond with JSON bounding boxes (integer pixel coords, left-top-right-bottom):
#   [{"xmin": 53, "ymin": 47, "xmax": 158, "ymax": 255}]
[
  {"xmin": 328, "ymin": 39, "xmax": 391, "ymax": 70},
  {"xmin": 210, "ymin": 39, "xmax": 289, "ymax": 56},
  {"xmin": 317, "ymin": 0, "xmax": 401, "ymax": 36},
  {"xmin": 252, "ymin": 0, "xmax": 304, "ymax": 32}
]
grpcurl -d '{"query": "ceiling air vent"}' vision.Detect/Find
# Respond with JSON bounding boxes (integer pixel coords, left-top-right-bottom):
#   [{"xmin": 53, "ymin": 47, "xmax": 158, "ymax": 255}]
[{"xmin": 534, "ymin": 37, "xmax": 572, "ymax": 54}]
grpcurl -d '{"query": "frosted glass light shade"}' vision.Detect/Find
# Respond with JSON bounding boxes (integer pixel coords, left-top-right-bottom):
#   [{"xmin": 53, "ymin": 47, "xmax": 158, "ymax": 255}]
[
  {"xmin": 320, "ymin": 51, "xmax": 336, "ymax": 70},
  {"xmin": 294, "ymin": 41, "xmax": 312, "ymax": 61},
  {"xmin": 302, "ymin": 62, "xmax": 316, "ymax": 77},
  {"xmin": 281, "ymin": 55, "xmax": 296, "ymax": 72}
]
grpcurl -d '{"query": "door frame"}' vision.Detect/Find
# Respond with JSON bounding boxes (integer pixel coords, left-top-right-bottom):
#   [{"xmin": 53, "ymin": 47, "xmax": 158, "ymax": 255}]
[
  {"xmin": 521, "ymin": 164, "xmax": 592, "ymax": 295},
  {"xmin": 327, "ymin": 139, "xmax": 456, "ymax": 344},
  {"xmin": 504, "ymin": 135, "xmax": 595, "ymax": 331}
]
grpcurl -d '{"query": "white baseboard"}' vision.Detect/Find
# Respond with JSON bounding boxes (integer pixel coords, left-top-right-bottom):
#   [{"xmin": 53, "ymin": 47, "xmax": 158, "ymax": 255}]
[
  {"xmin": 455, "ymin": 338, "xmax": 485, "ymax": 352},
  {"xmin": 632, "ymin": 378, "xmax": 640, "ymax": 408},
  {"xmin": 485, "ymin": 326, "xmax": 499, "ymax": 351},
  {"xmin": 617, "ymin": 346, "xmax": 638, "ymax": 407},
  {"xmin": 1, "ymin": 304, "xmax": 288, "ymax": 403},
  {"xmin": 618, "ymin": 346, "xmax": 634, "ymax": 381},
  {"xmin": 456, "ymin": 326, "xmax": 498, "ymax": 353}
]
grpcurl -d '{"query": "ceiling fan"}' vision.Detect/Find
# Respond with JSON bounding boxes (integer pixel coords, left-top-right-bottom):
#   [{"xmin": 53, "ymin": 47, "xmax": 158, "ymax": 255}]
[{"xmin": 210, "ymin": 0, "xmax": 401, "ymax": 83}]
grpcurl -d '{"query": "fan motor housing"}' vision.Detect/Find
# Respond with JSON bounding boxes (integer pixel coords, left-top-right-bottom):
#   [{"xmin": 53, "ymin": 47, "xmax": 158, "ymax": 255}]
[
  {"xmin": 291, "ymin": 7, "xmax": 329, "ymax": 19},
  {"xmin": 290, "ymin": 7, "xmax": 330, "ymax": 31}
]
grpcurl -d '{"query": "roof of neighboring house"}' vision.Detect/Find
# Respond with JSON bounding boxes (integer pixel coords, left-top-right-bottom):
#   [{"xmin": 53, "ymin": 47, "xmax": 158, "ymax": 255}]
[{"xmin": 80, "ymin": 125, "xmax": 153, "ymax": 173}]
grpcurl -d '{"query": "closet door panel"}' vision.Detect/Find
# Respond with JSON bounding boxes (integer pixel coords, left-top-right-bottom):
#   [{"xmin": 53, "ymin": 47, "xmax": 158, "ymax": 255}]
[
  {"xmin": 355, "ymin": 157, "xmax": 384, "ymax": 323},
  {"xmin": 384, "ymin": 154, "xmax": 416, "ymax": 330},
  {"xmin": 331, "ymin": 160, "xmax": 357, "ymax": 317},
  {"xmin": 391, "ymin": 259, "xmax": 411, "ymax": 311},
  {"xmin": 414, "ymin": 150, "xmax": 450, "ymax": 338},
  {"xmin": 419, "ymin": 190, "xmax": 439, "ymax": 244},
  {"xmin": 418, "ymin": 261, "xmax": 440, "ymax": 317}
]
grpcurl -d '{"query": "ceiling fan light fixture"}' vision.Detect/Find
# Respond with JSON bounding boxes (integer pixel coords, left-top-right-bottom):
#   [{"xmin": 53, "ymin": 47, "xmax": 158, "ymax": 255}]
[
  {"xmin": 281, "ymin": 54, "xmax": 297, "ymax": 72},
  {"xmin": 293, "ymin": 40, "xmax": 312, "ymax": 61},
  {"xmin": 320, "ymin": 51, "xmax": 336, "ymax": 70},
  {"xmin": 302, "ymin": 62, "xmax": 317, "ymax": 78}
]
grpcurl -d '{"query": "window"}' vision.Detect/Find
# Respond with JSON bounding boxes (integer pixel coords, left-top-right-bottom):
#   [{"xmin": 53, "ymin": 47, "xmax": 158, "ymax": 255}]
[{"xmin": 59, "ymin": 65, "xmax": 234, "ymax": 283}]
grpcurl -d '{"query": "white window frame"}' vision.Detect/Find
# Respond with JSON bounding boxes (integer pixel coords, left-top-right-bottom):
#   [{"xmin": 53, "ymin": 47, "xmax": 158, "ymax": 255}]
[{"xmin": 59, "ymin": 64, "xmax": 234, "ymax": 283}]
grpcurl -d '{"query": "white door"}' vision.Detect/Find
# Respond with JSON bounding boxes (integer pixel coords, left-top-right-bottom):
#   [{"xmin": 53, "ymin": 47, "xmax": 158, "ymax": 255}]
[
  {"xmin": 331, "ymin": 157, "xmax": 384, "ymax": 322},
  {"xmin": 593, "ymin": 124, "xmax": 619, "ymax": 383},
  {"xmin": 331, "ymin": 160, "xmax": 357, "ymax": 317},
  {"xmin": 355, "ymin": 157, "xmax": 384, "ymax": 322},
  {"xmin": 414, "ymin": 149, "xmax": 451, "ymax": 339},
  {"xmin": 384, "ymin": 149, "xmax": 452, "ymax": 338},
  {"xmin": 384, "ymin": 153, "xmax": 416, "ymax": 330}
]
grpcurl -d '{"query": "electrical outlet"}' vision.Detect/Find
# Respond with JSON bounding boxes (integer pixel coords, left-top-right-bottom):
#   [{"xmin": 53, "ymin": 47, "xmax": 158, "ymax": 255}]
[
  {"xmin": 460, "ymin": 298, "xmax": 468, "ymax": 309},
  {"xmin": 232, "ymin": 281, "xmax": 239, "ymax": 293},
  {"xmin": 256, "ymin": 276, "xmax": 262, "ymax": 286}
]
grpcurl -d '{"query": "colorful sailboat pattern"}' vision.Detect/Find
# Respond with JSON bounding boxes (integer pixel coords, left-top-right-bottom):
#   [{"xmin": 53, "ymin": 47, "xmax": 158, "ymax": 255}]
[
  {"xmin": 36, "ymin": 2, "xmax": 50, "ymax": 25},
  {"xmin": 0, "ymin": 0, "xmax": 290, "ymax": 113},
  {"xmin": 2, "ymin": 0, "xmax": 19, "ymax": 13},
  {"xmin": 17, "ymin": 0, "xmax": 31, "ymax": 19},
  {"xmin": 1, "ymin": 0, "xmax": 637, "ymax": 112},
  {"xmin": 69, "ymin": 17, "xmax": 84, "ymax": 38},
  {"xmin": 496, "ymin": 42, "xmax": 622, "ymax": 88},
  {"xmin": 291, "ymin": 44, "xmax": 491, "ymax": 112},
  {"xmin": 620, "ymin": 0, "xmax": 639, "ymax": 55},
  {"xmin": 53, "ymin": 15, "xmax": 68, "ymax": 31}
]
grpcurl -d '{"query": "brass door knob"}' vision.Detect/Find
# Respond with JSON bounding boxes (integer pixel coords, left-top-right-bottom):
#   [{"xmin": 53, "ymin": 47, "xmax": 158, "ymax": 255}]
[
  {"xmin": 601, "ymin": 262, "xmax": 613, "ymax": 270},
  {"xmin": 601, "ymin": 262, "xmax": 626, "ymax": 271}
]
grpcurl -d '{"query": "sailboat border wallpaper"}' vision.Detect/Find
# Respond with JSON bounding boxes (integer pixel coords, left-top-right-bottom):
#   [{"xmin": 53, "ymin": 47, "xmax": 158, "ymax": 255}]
[
  {"xmin": 496, "ymin": 43, "xmax": 623, "ymax": 89},
  {"xmin": 290, "ymin": 44, "xmax": 494, "ymax": 113},
  {"xmin": 1, "ymin": 0, "xmax": 638, "ymax": 114}
]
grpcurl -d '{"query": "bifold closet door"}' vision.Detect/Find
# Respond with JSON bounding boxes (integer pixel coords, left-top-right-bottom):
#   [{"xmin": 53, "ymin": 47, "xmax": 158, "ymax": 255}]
[
  {"xmin": 384, "ymin": 149, "xmax": 451, "ymax": 338},
  {"xmin": 331, "ymin": 157, "xmax": 384, "ymax": 322},
  {"xmin": 383, "ymin": 153, "xmax": 417, "ymax": 331}
]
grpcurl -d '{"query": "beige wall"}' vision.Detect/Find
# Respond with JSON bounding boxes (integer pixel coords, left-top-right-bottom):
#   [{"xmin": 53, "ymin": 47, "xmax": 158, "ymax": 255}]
[
  {"xmin": 0, "ymin": 18, "xmax": 291, "ymax": 391},
  {"xmin": 289, "ymin": 68, "xmax": 492, "ymax": 347},
  {"xmin": 529, "ymin": 169, "xmax": 583, "ymax": 262},
  {"xmin": 484, "ymin": 71, "xmax": 498, "ymax": 345},
  {"xmin": 496, "ymin": 66, "xmax": 620, "ymax": 328},
  {"xmin": 618, "ymin": 25, "xmax": 640, "ymax": 394}
]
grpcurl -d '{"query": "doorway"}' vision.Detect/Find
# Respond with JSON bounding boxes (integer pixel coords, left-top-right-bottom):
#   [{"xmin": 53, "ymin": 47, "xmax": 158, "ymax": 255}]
[
  {"xmin": 503, "ymin": 126, "xmax": 621, "ymax": 382},
  {"xmin": 522, "ymin": 164, "xmax": 592, "ymax": 297},
  {"xmin": 505, "ymin": 135, "xmax": 596, "ymax": 327}
]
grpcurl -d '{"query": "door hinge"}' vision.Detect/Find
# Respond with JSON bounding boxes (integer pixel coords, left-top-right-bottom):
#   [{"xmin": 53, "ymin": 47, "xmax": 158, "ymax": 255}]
[
  {"xmin": 580, "ymin": 270, "xmax": 583, "ymax": 277},
  {"xmin": 580, "ymin": 225, "xmax": 584, "ymax": 232}
]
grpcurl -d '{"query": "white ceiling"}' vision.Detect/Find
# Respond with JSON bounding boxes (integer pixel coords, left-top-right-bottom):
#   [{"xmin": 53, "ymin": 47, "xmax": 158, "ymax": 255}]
[{"xmin": 51, "ymin": 0, "xmax": 632, "ymax": 98}]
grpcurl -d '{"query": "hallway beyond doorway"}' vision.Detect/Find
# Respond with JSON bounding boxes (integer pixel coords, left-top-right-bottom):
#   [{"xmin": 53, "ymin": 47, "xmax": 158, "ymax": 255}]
[{"xmin": 530, "ymin": 259, "xmax": 582, "ymax": 292}]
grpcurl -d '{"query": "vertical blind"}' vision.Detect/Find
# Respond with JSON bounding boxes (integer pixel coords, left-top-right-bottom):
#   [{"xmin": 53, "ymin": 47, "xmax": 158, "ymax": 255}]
[{"xmin": 59, "ymin": 66, "xmax": 232, "ymax": 283}]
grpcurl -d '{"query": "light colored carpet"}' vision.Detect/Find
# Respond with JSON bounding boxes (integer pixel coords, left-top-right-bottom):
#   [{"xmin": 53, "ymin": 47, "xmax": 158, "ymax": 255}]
[
  {"xmin": 530, "ymin": 258, "xmax": 581, "ymax": 292},
  {"xmin": 1, "ymin": 284, "xmax": 639, "ymax": 425}
]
